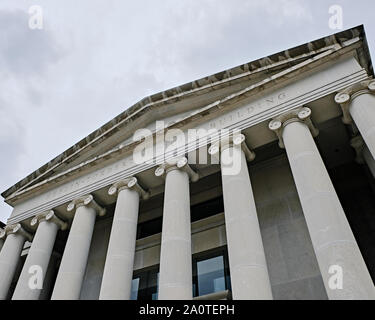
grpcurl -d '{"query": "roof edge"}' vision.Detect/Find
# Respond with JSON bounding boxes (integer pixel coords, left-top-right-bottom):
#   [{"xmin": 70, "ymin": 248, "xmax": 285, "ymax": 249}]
[{"xmin": 2, "ymin": 25, "xmax": 369, "ymax": 199}]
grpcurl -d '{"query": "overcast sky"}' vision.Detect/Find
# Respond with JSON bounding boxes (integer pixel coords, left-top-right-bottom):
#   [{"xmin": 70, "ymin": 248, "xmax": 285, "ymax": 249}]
[{"xmin": 0, "ymin": 0, "xmax": 374, "ymax": 223}]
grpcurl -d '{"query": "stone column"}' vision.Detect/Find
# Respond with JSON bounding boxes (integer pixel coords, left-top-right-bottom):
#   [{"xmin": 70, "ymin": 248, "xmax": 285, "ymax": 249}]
[
  {"xmin": 12, "ymin": 210, "xmax": 67, "ymax": 300},
  {"xmin": 51, "ymin": 194, "xmax": 105, "ymax": 300},
  {"xmin": 0, "ymin": 228, "xmax": 4, "ymax": 252},
  {"xmin": 269, "ymin": 107, "xmax": 375, "ymax": 300},
  {"xmin": 350, "ymin": 135, "xmax": 375, "ymax": 179},
  {"xmin": 0, "ymin": 224, "xmax": 32, "ymax": 300},
  {"xmin": 335, "ymin": 79, "xmax": 375, "ymax": 158},
  {"xmin": 363, "ymin": 146, "xmax": 375, "ymax": 179},
  {"xmin": 209, "ymin": 134, "xmax": 273, "ymax": 300},
  {"xmin": 39, "ymin": 252, "xmax": 60, "ymax": 300},
  {"xmin": 99, "ymin": 177, "xmax": 149, "ymax": 300},
  {"xmin": 155, "ymin": 157, "xmax": 199, "ymax": 300}
]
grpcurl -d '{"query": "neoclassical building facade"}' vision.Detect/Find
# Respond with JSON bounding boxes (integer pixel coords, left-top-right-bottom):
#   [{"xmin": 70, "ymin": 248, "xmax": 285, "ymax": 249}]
[{"xmin": 0, "ymin": 25, "xmax": 375, "ymax": 300}]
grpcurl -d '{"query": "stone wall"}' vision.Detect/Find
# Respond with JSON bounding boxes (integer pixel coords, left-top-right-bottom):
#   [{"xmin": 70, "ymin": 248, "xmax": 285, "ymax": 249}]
[{"xmin": 251, "ymin": 155, "xmax": 327, "ymax": 300}]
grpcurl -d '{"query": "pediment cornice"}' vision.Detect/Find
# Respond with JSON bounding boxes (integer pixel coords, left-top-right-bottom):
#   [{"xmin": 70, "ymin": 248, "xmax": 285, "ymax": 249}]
[{"xmin": 2, "ymin": 25, "xmax": 372, "ymax": 203}]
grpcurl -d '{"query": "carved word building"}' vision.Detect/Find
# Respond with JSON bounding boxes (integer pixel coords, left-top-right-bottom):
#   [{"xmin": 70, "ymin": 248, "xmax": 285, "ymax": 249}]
[{"xmin": 1, "ymin": 26, "xmax": 375, "ymax": 300}]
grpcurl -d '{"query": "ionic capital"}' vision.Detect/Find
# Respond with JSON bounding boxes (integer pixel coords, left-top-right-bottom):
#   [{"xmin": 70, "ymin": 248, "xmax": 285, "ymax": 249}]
[
  {"xmin": 30, "ymin": 210, "xmax": 68, "ymax": 230},
  {"xmin": 0, "ymin": 223, "xmax": 33, "ymax": 242},
  {"xmin": 155, "ymin": 157, "xmax": 199, "ymax": 182},
  {"xmin": 208, "ymin": 133, "xmax": 255, "ymax": 162},
  {"xmin": 108, "ymin": 177, "xmax": 150, "ymax": 200},
  {"xmin": 268, "ymin": 107, "xmax": 319, "ymax": 148},
  {"xmin": 335, "ymin": 79, "xmax": 375, "ymax": 124},
  {"xmin": 67, "ymin": 194, "xmax": 106, "ymax": 217}
]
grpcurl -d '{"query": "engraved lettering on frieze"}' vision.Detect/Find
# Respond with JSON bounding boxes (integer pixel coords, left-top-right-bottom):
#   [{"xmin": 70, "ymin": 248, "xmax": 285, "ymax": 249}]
[
  {"xmin": 45, "ymin": 91, "xmax": 286, "ymax": 206},
  {"xmin": 15, "ymin": 90, "xmax": 289, "ymax": 220},
  {"xmin": 208, "ymin": 92, "xmax": 287, "ymax": 130}
]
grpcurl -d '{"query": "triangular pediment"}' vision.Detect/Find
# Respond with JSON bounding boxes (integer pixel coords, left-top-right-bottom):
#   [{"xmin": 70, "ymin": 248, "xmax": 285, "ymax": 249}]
[{"xmin": 2, "ymin": 25, "xmax": 373, "ymax": 203}]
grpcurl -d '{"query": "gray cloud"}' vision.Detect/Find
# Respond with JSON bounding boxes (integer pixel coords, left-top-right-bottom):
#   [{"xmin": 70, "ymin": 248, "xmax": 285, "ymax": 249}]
[
  {"xmin": 0, "ymin": 0, "xmax": 374, "ymax": 222},
  {"xmin": 0, "ymin": 9, "xmax": 61, "ymax": 76}
]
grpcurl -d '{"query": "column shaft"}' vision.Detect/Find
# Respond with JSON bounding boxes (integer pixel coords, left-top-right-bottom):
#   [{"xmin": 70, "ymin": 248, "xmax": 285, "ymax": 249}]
[
  {"xmin": 12, "ymin": 220, "xmax": 58, "ymax": 300},
  {"xmin": 39, "ymin": 253, "xmax": 59, "ymax": 300},
  {"xmin": 350, "ymin": 94, "xmax": 375, "ymax": 159},
  {"xmin": 158, "ymin": 169, "xmax": 192, "ymax": 300},
  {"xmin": 51, "ymin": 205, "xmax": 96, "ymax": 300},
  {"xmin": 283, "ymin": 120, "xmax": 375, "ymax": 299},
  {"xmin": 363, "ymin": 145, "xmax": 375, "ymax": 179},
  {"xmin": 221, "ymin": 145, "xmax": 273, "ymax": 300},
  {"xmin": 99, "ymin": 188, "xmax": 139, "ymax": 300},
  {"xmin": 0, "ymin": 233, "xmax": 26, "ymax": 299}
]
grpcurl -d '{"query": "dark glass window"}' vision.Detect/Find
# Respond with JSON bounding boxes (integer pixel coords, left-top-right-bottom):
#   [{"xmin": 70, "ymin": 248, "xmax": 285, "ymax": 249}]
[
  {"xmin": 132, "ymin": 247, "xmax": 231, "ymax": 299},
  {"xmin": 197, "ymin": 255, "xmax": 226, "ymax": 295},
  {"xmin": 131, "ymin": 266, "xmax": 159, "ymax": 300},
  {"xmin": 191, "ymin": 196, "xmax": 224, "ymax": 222},
  {"xmin": 136, "ymin": 196, "xmax": 224, "ymax": 240},
  {"xmin": 136, "ymin": 217, "xmax": 163, "ymax": 239},
  {"xmin": 193, "ymin": 246, "xmax": 231, "ymax": 297},
  {"xmin": 130, "ymin": 278, "xmax": 140, "ymax": 300}
]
